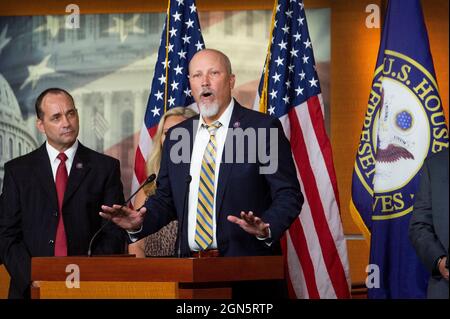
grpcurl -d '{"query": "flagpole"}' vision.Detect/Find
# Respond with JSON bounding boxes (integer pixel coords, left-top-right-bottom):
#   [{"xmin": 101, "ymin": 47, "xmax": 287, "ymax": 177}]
[
  {"xmin": 164, "ymin": 0, "xmax": 171, "ymax": 114},
  {"xmin": 259, "ymin": 0, "xmax": 278, "ymax": 114}
]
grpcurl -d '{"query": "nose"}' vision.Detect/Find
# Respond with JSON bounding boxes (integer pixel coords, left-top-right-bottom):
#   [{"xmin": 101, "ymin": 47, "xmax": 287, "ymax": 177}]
[
  {"xmin": 61, "ymin": 114, "xmax": 71, "ymax": 127},
  {"xmin": 201, "ymin": 74, "xmax": 210, "ymax": 87}
]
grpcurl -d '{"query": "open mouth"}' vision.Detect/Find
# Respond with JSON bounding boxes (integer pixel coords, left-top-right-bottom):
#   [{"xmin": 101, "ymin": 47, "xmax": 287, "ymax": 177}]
[{"xmin": 201, "ymin": 91, "xmax": 213, "ymax": 98}]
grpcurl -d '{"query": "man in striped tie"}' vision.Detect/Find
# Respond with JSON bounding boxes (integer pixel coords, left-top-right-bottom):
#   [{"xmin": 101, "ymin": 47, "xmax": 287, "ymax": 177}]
[{"xmin": 101, "ymin": 49, "xmax": 303, "ymax": 297}]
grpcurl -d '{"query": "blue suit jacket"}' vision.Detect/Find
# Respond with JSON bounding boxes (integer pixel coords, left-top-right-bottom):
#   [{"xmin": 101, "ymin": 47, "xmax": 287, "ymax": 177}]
[{"xmin": 141, "ymin": 101, "xmax": 303, "ymax": 257}]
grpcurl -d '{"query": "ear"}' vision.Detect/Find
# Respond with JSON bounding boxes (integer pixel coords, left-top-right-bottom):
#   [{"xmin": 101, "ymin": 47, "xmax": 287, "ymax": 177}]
[
  {"xmin": 229, "ymin": 73, "xmax": 236, "ymax": 90},
  {"xmin": 36, "ymin": 118, "xmax": 45, "ymax": 134}
]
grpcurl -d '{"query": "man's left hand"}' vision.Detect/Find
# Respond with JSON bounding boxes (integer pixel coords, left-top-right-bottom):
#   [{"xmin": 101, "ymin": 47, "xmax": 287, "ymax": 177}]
[{"xmin": 227, "ymin": 211, "xmax": 270, "ymax": 238}]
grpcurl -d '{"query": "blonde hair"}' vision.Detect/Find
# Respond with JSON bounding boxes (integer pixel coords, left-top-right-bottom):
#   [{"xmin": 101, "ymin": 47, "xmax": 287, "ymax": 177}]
[{"xmin": 144, "ymin": 106, "xmax": 197, "ymax": 195}]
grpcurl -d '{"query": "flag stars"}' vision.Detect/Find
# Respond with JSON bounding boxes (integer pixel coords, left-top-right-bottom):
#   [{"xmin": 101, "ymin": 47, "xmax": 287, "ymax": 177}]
[
  {"xmin": 161, "ymin": 60, "xmax": 171, "ymax": 69},
  {"xmin": 282, "ymin": 94, "xmax": 290, "ymax": 104},
  {"xmin": 195, "ymin": 40, "xmax": 204, "ymax": 51},
  {"xmin": 309, "ymin": 77, "xmax": 318, "ymax": 87},
  {"xmin": 171, "ymin": 80, "xmax": 179, "ymax": 91},
  {"xmin": 178, "ymin": 49, "xmax": 187, "ymax": 59},
  {"xmin": 272, "ymin": 72, "xmax": 281, "ymax": 83},
  {"xmin": 269, "ymin": 89, "xmax": 278, "ymax": 99},
  {"xmin": 275, "ymin": 56, "xmax": 284, "ymax": 66},
  {"xmin": 286, "ymin": 10, "xmax": 293, "ymax": 18},
  {"xmin": 304, "ymin": 38, "xmax": 312, "ymax": 49},
  {"xmin": 295, "ymin": 86, "xmax": 304, "ymax": 96},
  {"xmin": 189, "ymin": 3, "xmax": 197, "ymax": 13},
  {"xmin": 174, "ymin": 64, "xmax": 183, "ymax": 75},
  {"xmin": 299, "ymin": 2, "xmax": 305, "ymax": 10},
  {"xmin": 185, "ymin": 18, "xmax": 194, "ymax": 29},
  {"xmin": 176, "ymin": 0, "xmax": 184, "ymax": 6},
  {"xmin": 167, "ymin": 43, "xmax": 174, "ymax": 52},
  {"xmin": 282, "ymin": 24, "xmax": 290, "ymax": 34},
  {"xmin": 293, "ymin": 32, "xmax": 301, "ymax": 42},
  {"xmin": 302, "ymin": 54, "xmax": 309, "ymax": 64},
  {"xmin": 172, "ymin": 11, "xmax": 182, "ymax": 22},
  {"xmin": 278, "ymin": 39, "xmax": 287, "ymax": 51},
  {"xmin": 168, "ymin": 96, "xmax": 176, "ymax": 106},
  {"xmin": 299, "ymin": 70, "xmax": 306, "ymax": 80},
  {"xmin": 286, "ymin": 80, "xmax": 291, "ymax": 88},
  {"xmin": 268, "ymin": 105, "xmax": 276, "ymax": 115},
  {"xmin": 298, "ymin": 16, "xmax": 304, "ymax": 26},
  {"xmin": 290, "ymin": 48, "xmax": 299, "ymax": 57},
  {"xmin": 288, "ymin": 64, "xmax": 295, "ymax": 73},
  {"xmin": 184, "ymin": 88, "xmax": 191, "ymax": 97},
  {"xmin": 154, "ymin": 90, "xmax": 164, "ymax": 101},
  {"xmin": 169, "ymin": 27, "xmax": 177, "ymax": 37},
  {"xmin": 151, "ymin": 106, "xmax": 161, "ymax": 117},
  {"xmin": 182, "ymin": 34, "xmax": 191, "ymax": 44},
  {"xmin": 158, "ymin": 74, "xmax": 166, "ymax": 85}
]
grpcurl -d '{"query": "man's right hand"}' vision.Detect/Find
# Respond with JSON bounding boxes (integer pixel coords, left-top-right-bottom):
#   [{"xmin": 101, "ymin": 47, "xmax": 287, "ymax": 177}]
[{"xmin": 99, "ymin": 205, "xmax": 147, "ymax": 232}]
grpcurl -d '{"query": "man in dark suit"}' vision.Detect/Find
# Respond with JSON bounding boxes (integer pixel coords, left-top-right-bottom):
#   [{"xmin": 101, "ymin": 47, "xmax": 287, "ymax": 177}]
[
  {"xmin": 409, "ymin": 149, "xmax": 449, "ymax": 299},
  {"xmin": 100, "ymin": 49, "xmax": 303, "ymax": 297},
  {"xmin": 0, "ymin": 88, "xmax": 125, "ymax": 299}
]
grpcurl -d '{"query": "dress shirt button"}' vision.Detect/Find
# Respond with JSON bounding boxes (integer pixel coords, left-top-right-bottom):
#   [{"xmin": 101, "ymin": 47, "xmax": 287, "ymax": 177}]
[{"xmin": 49, "ymin": 239, "xmax": 54, "ymax": 245}]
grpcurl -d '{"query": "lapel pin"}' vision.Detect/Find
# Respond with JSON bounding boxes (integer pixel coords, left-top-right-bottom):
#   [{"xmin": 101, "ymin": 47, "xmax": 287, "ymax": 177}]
[
  {"xmin": 233, "ymin": 121, "xmax": 240, "ymax": 128},
  {"xmin": 76, "ymin": 163, "xmax": 83, "ymax": 169}
]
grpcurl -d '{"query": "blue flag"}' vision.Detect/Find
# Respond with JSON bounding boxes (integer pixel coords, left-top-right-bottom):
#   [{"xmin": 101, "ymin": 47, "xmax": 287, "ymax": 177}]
[{"xmin": 350, "ymin": 0, "xmax": 449, "ymax": 298}]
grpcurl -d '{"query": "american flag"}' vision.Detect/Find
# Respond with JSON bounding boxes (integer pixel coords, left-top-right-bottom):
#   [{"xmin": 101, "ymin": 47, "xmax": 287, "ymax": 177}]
[
  {"xmin": 255, "ymin": 0, "xmax": 351, "ymax": 298},
  {"xmin": 132, "ymin": 0, "xmax": 205, "ymax": 197}
]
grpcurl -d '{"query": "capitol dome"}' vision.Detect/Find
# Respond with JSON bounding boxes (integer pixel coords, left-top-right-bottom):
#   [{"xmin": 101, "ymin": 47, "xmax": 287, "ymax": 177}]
[
  {"xmin": 0, "ymin": 73, "xmax": 38, "ymax": 188},
  {"xmin": 0, "ymin": 74, "xmax": 23, "ymax": 121}
]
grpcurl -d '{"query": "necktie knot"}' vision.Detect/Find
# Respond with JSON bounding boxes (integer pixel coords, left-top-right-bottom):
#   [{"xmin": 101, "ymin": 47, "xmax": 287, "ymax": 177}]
[
  {"xmin": 57, "ymin": 152, "xmax": 68, "ymax": 162},
  {"xmin": 205, "ymin": 121, "xmax": 222, "ymax": 136}
]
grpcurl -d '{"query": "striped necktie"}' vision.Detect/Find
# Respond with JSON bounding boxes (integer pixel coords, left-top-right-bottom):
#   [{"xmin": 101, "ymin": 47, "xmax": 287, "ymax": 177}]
[{"xmin": 195, "ymin": 121, "xmax": 222, "ymax": 250}]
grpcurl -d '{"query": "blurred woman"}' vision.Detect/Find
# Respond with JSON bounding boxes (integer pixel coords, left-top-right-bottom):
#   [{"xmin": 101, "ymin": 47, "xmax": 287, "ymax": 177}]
[{"xmin": 128, "ymin": 106, "xmax": 197, "ymax": 257}]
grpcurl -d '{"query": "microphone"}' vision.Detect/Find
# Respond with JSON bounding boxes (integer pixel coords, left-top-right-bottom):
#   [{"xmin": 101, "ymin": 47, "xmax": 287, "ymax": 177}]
[
  {"xmin": 87, "ymin": 174, "xmax": 157, "ymax": 257},
  {"xmin": 177, "ymin": 174, "xmax": 192, "ymax": 258}
]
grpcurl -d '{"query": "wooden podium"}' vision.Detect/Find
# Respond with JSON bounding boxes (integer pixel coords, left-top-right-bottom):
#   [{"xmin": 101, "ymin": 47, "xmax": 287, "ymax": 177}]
[{"xmin": 31, "ymin": 256, "xmax": 283, "ymax": 299}]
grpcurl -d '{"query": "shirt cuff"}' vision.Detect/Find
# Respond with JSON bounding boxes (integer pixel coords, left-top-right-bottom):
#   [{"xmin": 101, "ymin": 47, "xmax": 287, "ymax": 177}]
[
  {"xmin": 256, "ymin": 228, "xmax": 273, "ymax": 247},
  {"xmin": 126, "ymin": 225, "xmax": 143, "ymax": 243}
]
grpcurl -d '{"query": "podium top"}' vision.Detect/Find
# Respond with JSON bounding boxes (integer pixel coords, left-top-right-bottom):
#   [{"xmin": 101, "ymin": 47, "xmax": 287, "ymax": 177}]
[{"xmin": 31, "ymin": 256, "xmax": 284, "ymax": 283}]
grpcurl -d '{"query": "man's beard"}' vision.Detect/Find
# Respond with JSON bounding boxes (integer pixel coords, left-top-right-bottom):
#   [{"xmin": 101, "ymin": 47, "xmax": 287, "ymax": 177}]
[{"xmin": 198, "ymin": 101, "xmax": 220, "ymax": 118}]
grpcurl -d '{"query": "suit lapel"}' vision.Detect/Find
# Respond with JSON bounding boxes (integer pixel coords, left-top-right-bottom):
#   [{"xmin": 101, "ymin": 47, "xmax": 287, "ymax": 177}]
[
  {"xmin": 216, "ymin": 102, "xmax": 245, "ymax": 215},
  {"xmin": 63, "ymin": 143, "xmax": 91, "ymax": 209},
  {"xmin": 34, "ymin": 144, "xmax": 58, "ymax": 209}
]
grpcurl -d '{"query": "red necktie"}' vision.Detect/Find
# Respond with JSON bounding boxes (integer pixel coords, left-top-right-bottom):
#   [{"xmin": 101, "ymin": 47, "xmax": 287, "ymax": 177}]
[{"xmin": 55, "ymin": 152, "xmax": 68, "ymax": 256}]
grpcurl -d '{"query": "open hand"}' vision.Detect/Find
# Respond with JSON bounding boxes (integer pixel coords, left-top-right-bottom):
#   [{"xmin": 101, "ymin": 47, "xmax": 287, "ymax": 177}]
[
  {"xmin": 99, "ymin": 204, "xmax": 147, "ymax": 232},
  {"xmin": 227, "ymin": 211, "xmax": 270, "ymax": 238}
]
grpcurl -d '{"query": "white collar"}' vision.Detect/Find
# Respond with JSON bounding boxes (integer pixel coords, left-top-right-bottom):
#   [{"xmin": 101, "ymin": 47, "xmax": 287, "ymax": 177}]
[{"xmin": 46, "ymin": 140, "xmax": 79, "ymax": 163}]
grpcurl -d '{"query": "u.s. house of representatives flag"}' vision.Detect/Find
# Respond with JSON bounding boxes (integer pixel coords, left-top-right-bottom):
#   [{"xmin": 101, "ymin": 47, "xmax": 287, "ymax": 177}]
[
  {"xmin": 132, "ymin": 0, "xmax": 204, "ymax": 196},
  {"xmin": 351, "ymin": 0, "xmax": 449, "ymax": 299},
  {"xmin": 255, "ymin": 0, "xmax": 351, "ymax": 299}
]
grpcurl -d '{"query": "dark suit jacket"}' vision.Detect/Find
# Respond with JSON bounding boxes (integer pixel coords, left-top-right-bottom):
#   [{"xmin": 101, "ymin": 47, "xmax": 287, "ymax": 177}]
[
  {"xmin": 0, "ymin": 142, "xmax": 125, "ymax": 298},
  {"xmin": 409, "ymin": 149, "xmax": 449, "ymax": 299},
  {"xmin": 140, "ymin": 101, "xmax": 303, "ymax": 257}
]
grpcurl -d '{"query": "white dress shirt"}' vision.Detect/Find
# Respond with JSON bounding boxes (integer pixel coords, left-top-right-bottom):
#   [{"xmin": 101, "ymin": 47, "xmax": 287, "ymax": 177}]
[
  {"xmin": 46, "ymin": 140, "xmax": 79, "ymax": 181},
  {"xmin": 188, "ymin": 99, "xmax": 234, "ymax": 251}
]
